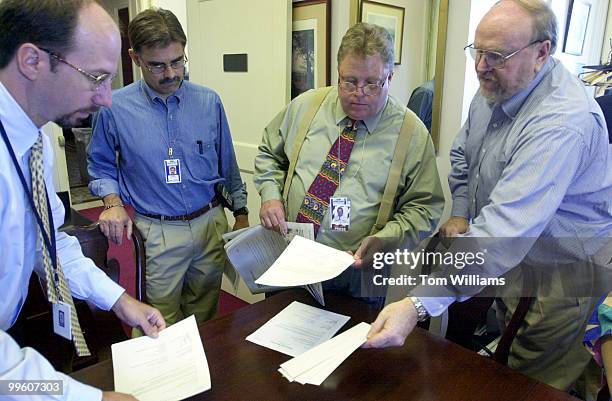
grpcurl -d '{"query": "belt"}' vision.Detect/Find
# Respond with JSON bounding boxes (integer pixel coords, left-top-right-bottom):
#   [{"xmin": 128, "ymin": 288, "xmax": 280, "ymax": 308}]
[{"xmin": 139, "ymin": 199, "xmax": 220, "ymax": 222}]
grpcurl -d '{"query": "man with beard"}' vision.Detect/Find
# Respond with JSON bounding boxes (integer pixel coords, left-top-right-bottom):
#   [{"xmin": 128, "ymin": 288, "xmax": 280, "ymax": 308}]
[
  {"xmin": 365, "ymin": 0, "xmax": 611, "ymax": 393},
  {"xmin": 0, "ymin": 1, "xmax": 166, "ymax": 400},
  {"xmin": 88, "ymin": 8, "xmax": 248, "ymax": 328}
]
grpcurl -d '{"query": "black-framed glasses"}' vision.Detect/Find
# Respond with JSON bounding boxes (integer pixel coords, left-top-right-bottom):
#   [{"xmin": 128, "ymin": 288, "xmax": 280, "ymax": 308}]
[
  {"xmin": 39, "ymin": 47, "xmax": 115, "ymax": 91},
  {"xmin": 464, "ymin": 40, "xmax": 542, "ymax": 69},
  {"xmin": 338, "ymin": 74, "xmax": 389, "ymax": 96},
  {"xmin": 143, "ymin": 56, "xmax": 188, "ymax": 75}
]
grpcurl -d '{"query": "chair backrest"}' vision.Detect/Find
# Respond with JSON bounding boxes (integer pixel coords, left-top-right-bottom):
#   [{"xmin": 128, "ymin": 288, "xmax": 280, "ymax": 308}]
[
  {"xmin": 595, "ymin": 94, "xmax": 612, "ymax": 144},
  {"xmin": 63, "ymin": 223, "xmax": 118, "ymax": 282},
  {"xmin": 132, "ymin": 225, "xmax": 147, "ymax": 303}
]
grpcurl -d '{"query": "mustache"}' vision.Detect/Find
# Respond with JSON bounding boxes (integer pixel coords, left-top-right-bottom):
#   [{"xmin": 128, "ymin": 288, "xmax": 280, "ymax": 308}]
[
  {"xmin": 478, "ymin": 72, "xmax": 497, "ymax": 82},
  {"xmin": 158, "ymin": 76, "xmax": 181, "ymax": 85}
]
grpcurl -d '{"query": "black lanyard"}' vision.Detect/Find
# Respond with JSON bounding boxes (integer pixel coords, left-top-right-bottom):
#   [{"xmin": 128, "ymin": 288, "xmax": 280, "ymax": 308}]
[{"xmin": 0, "ymin": 118, "xmax": 59, "ymax": 285}]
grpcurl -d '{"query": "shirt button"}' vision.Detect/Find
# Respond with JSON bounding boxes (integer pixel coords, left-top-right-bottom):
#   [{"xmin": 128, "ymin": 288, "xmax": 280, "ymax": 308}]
[
  {"xmin": 482, "ymin": 148, "xmax": 486, "ymax": 153},
  {"xmin": 492, "ymin": 123, "xmax": 498, "ymax": 128}
]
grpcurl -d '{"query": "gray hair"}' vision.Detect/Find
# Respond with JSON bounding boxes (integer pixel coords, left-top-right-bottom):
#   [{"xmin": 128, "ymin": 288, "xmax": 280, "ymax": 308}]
[
  {"xmin": 497, "ymin": 0, "xmax": 558, "ymax": 53},
  {"xmin": 337, "ymin": 22, "xmax": 394, "ymax": 73}
]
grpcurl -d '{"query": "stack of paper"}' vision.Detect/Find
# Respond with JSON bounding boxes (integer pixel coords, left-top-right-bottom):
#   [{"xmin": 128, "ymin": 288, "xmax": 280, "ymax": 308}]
[
  {"xmin": 255, "ymin": 235, "xmax": 356, "ymax": 287},
  {"xmin": 278, "ymin": 322, "xmax": 371, "ymax": 385},
  {"xmin": 111, "ymin": 315, "xmax": 211, "ymax": 401},
  {"xmin": 224, "ymin": 223, "xmax": 336, "ymax": 305},
  {"xmin": 246, "ymin": 301, "xmax": 350, "ymax": 357}
]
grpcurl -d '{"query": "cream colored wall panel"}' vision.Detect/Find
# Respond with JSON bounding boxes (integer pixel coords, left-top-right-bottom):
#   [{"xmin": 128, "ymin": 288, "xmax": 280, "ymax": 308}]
[{"xmin": 186, "ymin": 0, "xmax": 290, "ymax": 148}]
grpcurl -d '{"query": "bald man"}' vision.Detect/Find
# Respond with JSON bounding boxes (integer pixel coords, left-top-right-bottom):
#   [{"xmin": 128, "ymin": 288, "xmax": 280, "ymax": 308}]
[
  {"xmin": 365, "ymin": 0, "xmax": 611, "ymax": 392},
  {"xmin": 0, "ymin": 1, "xmax": 165, "ymax": 400}
]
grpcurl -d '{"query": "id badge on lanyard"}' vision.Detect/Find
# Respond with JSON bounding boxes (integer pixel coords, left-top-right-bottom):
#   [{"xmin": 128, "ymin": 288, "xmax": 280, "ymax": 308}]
[
  {"xmin": 330, "ymin": 196, "xmax": 351, "ymax": 231},
  {"xmin": 164, "ymin": 159, "xmax": 182, "ymax": 184}
]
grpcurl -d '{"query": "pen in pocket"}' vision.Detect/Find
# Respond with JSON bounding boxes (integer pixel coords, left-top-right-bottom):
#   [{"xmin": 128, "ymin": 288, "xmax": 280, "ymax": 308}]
[{"xmin": 197, "ymin": 140, "xmax": 203, "ymax": 154}]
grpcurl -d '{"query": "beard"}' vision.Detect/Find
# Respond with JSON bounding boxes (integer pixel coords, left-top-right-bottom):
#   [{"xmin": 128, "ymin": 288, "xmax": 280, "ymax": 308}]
[
  {"xmin": 54, "ymin": 107, "xmax": 99, "ymax": 128},
  {"xmin": 478, "ymin": 68, "xmax": 535, "ymax": 105}
]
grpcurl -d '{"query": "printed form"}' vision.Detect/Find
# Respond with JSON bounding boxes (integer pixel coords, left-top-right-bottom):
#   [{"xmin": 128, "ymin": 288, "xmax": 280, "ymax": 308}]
[
  {"xmin": 246, "ymin": 301, "xmax": 350, "ymax": 357},
  {"xmin": 111, "ymin": 315, "xmax": 211, "ymax": 401}
]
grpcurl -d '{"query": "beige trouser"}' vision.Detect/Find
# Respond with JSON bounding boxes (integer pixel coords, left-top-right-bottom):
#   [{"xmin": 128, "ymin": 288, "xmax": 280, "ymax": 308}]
[
  {"xmin": 496, "ymin": 295, "xmax": 596, "ymax": 391},
  {"xmin": 134, "ymin": 205, "xmax": 228, "ymax": 327}
]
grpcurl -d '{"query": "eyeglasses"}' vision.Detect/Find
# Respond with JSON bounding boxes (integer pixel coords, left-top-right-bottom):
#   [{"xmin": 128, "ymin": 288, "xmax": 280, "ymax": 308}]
[
  {"xmin": 464, "ymin": 40, "xmax": 542, "ymax": 69},
  {"xmin": 338, "ymin": 74, "xmax": 389, "ymax": 96},
  {"xmin": 39, "ymin": 47, "xmax": 115, "ymax": 91},
  {"xmin": 143, "ymin": 56, "xmax": 188, "ymax": 75}
]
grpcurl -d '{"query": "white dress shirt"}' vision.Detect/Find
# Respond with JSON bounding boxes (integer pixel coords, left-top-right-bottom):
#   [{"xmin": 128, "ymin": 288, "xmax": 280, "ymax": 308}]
[{"xmin": 0, "ymin": 81, "xmax": 125, "ymax": 400}]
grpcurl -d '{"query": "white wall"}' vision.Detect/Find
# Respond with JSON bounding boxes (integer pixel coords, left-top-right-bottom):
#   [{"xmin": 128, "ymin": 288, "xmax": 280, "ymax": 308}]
[{"xmin": 434, "ymin": 0, "xmax": 473, "ymax": 223}]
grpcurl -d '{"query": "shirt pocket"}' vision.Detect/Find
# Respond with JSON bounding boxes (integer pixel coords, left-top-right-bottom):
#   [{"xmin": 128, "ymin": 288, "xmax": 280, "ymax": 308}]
[{"xmin": 189, "ymin": 139, "xmax": 218, "ymax": 180}]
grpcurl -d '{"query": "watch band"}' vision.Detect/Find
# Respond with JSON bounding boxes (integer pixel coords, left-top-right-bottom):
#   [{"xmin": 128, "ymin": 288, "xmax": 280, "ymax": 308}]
[
  {"xmin": 409, "ymin": 296, "xmax": 430, "ymax": 322},
  {"xmin": 233, "ymin": 206, "xmax": 249, "ymax": 217},
  {"xmin": 104, "ymin": 203, "xmax": 124, "ymax": 210}
]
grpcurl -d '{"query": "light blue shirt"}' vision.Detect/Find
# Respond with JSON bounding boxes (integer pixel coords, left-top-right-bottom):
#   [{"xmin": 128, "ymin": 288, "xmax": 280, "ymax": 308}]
[
  {"xmin": 0, "ymin": 81, "xmax": 124, "ymax": 400},
  {"xmin": 88, "ymin": 80, "xmax": 247, "ymax": 215},
  {"xmin": 419, "ymin": 58, "xmax": 612, "ymax": 315}
]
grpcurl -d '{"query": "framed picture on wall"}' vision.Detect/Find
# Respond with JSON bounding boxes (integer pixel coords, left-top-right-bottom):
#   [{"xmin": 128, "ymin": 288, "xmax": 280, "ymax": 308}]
[
  {"xmin": 292, "ymin": 0, "xmax": 331, "ymax": 99},
  {"xmin": 360, "ymin": 0, "xmax": 405, "ymax": 64},
  {"xmin": 562, "ymin": 0, "xmax": 591, "ymax": 56}
]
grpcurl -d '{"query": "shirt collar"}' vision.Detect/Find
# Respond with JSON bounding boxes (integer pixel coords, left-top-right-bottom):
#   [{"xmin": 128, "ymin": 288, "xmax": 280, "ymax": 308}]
[
  {"xmin": 334, "ymin": 90, "xmax": 387, "ymax": 133},
  {"xmin": 140, "ymin": 79, "xmax": 185, "ymax": 104},
  {"xmin": 0, "ymin": 81, "xmax": 40, "ymax": 157},
  {"xmin": 500, "ymin": 57, "xmax": 555, "ymax": 119}
]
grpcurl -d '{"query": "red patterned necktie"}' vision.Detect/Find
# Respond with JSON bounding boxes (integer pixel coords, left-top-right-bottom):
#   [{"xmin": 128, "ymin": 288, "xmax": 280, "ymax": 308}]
[
  {"xmin": 30, "ymin": 133, "xmax": 91, "ymax": 356},
  {"xmin": 296, "ymin": 119, "xmax": 358, "ymax": 236}
]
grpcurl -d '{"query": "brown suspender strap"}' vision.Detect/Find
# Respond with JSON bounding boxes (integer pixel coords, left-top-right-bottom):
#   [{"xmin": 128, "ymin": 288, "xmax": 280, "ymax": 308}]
[
  {"xmin": 282, "ymin": 86, "xmax": 334, "ymax": 202},
  {"xmin": 492, "ymin": 296, "xmax": 534, "ymax": 365},
  {"xmin": 369, "ymin": 110, "xmax": 416, "ymax": 235}
]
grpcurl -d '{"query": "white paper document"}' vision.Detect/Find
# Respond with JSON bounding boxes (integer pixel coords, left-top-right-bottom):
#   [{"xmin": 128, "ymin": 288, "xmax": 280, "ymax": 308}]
[
  {"xmin": 111, "ymin": 315, "xmax": 211, "ymax": 401},
  {"xmin": 255, "ymin": 235, "xmax": 355, "ymax": 286},
  {"xmin": 279, "ymin": 322, "xmax": 371, "ymax": 386},
  {"xmin": 246, "ymin": 301, "xmax": 350, "ymax": 357},
  {"xmin": 224, "ymin": 223, "xmax": 314, "ymax": 293}
]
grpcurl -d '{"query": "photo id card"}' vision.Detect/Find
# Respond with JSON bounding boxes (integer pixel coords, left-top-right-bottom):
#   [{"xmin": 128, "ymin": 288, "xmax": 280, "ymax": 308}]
[
  {"xmin": 52, "ymin": 301, "xmax": 72, "ymax": 340},
  {"xmin": 330, "ymin": 196, "xmax": 351, "ymax": 232},
  {"xmin": 164, "ymin": 159, "xmax": 182, "ymax": 184}
]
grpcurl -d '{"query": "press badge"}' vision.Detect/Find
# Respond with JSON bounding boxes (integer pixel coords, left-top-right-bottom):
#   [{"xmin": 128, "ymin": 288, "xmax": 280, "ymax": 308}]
[
  {"xmin": 164, "ymin": 159, "xmax": 182, "ymax": 184},
  {"xmin": 52, "ymin": 301, "xmax": 72, "ymax": 340},
  {"xmin": 330, "ymin": 197, "xmax": 351, "ymax": 232}
]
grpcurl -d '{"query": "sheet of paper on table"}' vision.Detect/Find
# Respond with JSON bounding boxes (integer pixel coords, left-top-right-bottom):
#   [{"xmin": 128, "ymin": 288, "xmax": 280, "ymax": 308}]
[
  {"xmin": 246, "ymin": 301, "xmax": 350, "ymax": 357},
  {"xmin": 255, "ymin": 235, "xmax": 355, "ymax": 287},
  {"xmin": 111, "ymin": 315, "xmax": 211, "ymax": 401},
  {"xmin": 279, "ymin": 322, "xmax": 371, "ymax": 386}
]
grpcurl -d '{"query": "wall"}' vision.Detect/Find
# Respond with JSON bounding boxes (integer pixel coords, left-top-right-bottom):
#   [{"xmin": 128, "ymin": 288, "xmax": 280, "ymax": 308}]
[
  {"xmin": 434, "ymin": 0, "xmax": 473, "ymax": 223},
  {"xmin": 331, "ymin": 0, "xmax": 430, "ymax": 104}
]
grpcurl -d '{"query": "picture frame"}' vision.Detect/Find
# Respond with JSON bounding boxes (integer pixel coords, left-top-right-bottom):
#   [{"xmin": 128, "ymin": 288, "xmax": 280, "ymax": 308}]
[
  {"xmin": 562, "ymin": 0, "xmax": 591, "ymax": 56},
  {"xmin": 292, "ymin": 0, "xmax": 331, "ymax": 99},
  {"xmin": 360, "ymin": 0, "xmax": 405, "ymax": 64}
]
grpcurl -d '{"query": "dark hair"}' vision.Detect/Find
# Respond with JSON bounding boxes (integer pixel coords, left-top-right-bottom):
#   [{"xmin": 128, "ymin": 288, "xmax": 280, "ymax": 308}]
[
  {"xmin": 128, "ymin": 8, "xmax": 186, "ymax": 53},
  {"xmin": 0, "ymin": 0, "xmax": 92, "ymax": 69}
]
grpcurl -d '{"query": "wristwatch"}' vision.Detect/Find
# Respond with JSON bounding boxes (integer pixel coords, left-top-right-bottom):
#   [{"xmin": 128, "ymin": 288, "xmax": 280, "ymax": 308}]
[
  {"xmin": 409, "ymin": 296, "xmax": 430, "ymax": 322},
  {"xmin": 233, "ymin": 206, "xmax": 249, "ymax": 217}
]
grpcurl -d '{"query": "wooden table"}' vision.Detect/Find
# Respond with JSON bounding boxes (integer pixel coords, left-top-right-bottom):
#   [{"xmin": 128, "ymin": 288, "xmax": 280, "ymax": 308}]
[{"xmin": 71, "ymin": 289, "xmax": 578, "ymax": 400}]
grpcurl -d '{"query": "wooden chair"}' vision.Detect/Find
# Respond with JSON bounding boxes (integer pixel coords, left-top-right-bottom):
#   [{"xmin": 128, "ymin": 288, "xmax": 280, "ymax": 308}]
[{"xmin": 14, "ymin": 222, "xmax": 146, "ymax": 373}]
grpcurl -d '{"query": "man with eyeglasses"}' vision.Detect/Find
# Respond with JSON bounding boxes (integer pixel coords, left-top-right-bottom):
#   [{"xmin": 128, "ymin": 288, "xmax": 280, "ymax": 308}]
[
  {"xmin": 88, "ymin": 8, "xmax": 248, "ymax": 329},
  {"xmin": 254, "ymin": 23, "xmax": 444, "ymax": 301},
  {"xmin": 366, "ymin": 0, "xmax": 611, "ymax": 393},
  {"xmin": 0, "ymin": 1, "xmax": 168, "ymax": 400}
]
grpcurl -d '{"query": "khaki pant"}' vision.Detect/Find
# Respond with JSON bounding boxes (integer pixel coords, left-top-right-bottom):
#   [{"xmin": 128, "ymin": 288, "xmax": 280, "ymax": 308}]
[
  {"xmin": 134, "ymin": 205, "xmax": 228, "ymax": 327},
  {"xmin": 496, "ymin": 295, "xmax": 596, "ymax": 390}
]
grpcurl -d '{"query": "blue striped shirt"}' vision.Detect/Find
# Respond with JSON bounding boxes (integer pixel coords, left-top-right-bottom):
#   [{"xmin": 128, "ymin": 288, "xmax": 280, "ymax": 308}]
[
  {"xmin": 420, "ymin": 58, "xmax": 612, "ymax": 315},
  {"xmin": 88, "ymin": 80, "xmax": 246, "ymax": 216}
]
